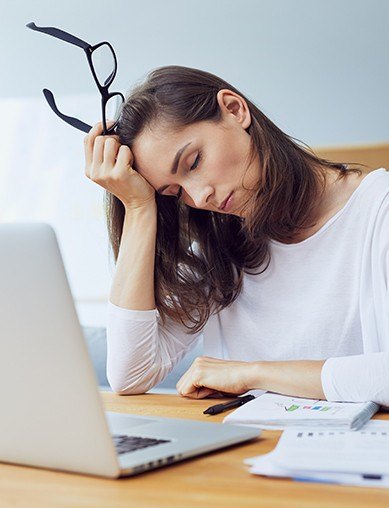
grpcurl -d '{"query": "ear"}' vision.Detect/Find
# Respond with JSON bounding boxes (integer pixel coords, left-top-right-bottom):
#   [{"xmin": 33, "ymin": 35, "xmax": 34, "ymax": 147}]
[{"xmin": 216, "ymin": 89, "xmax": 251, "ymax": 130}]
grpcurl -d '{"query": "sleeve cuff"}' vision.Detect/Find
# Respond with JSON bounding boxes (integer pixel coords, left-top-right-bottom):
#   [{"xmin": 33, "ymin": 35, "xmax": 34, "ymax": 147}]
[
  {"xmin": 107, "ymin": 300, "xmax": 158, "ymax": 321},
  {"xmin": 320, "ymin": 357, "xmax": 341, "ymax": 401},
  {"xmin": 321, "ymin": 352, "xmax": 389, "ymax": 404}
]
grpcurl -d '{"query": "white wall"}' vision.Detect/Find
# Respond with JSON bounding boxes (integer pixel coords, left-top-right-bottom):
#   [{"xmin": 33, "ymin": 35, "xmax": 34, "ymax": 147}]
[
  {"xmin": 2, "ymin": 0, "xmax": 389, "ymax": 144},
  {"xmin": 0, "ymin": 94, "xmax": 112, "ymax": 325},
  {"xmin": 1, "ymin": 0, "xmax": 388, "ymax": 326}
]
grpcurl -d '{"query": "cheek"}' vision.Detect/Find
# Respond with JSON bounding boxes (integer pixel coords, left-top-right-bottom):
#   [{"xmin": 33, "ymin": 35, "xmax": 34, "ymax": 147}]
[{"xmin": 211, "ymin": 143, "xmax": 245, "ymax": 180}]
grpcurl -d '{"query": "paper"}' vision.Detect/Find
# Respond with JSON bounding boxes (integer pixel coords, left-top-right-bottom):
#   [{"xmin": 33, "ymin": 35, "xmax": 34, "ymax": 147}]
[{"xmin": 245, "ymin": 420, "xmax": 389, "ymax": 488}]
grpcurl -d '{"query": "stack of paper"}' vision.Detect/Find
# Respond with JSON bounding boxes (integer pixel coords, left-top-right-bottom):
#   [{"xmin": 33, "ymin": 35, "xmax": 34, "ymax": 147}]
[
  {"xmin": 245, "ymin": 420, "xmax": 389, "ymax": 488},
  {"xmin": 223, "ymin": 393, "xmax": 379, "ymax": 430}
]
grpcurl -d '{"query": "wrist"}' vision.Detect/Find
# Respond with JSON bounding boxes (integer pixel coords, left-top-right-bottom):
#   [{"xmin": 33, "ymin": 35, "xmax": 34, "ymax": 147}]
[
  {"xmin": 245, "ymin": 361, "xmax": 265, "ymax": 391},
  {"xmin": 124, "ymin": 198, "xmax": 156, "ymax": 214}
]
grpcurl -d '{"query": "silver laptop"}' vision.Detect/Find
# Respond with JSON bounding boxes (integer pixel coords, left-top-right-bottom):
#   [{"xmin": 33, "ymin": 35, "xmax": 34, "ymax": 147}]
[{"xmin": 0, "ymin": 223, "xmax": 261, "ymax": 478}]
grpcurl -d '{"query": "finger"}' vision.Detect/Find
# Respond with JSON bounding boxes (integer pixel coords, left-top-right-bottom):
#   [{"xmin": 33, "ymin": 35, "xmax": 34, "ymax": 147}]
[
  {"xmin": 183, "ymin": 386, "xmax": 216, "ymax": 399},
  {"xmin": 195, "ymin": 387, "xmax": 217, "ymax": 399},
  {"xmin": 176, "ymin": 358, "xmax": 209, "ymax": 397},
  {"xmin": 176, "ymin": 364, "xmax": 195, "ymax": 395},
  {"xmin": 116, "ymin": 144, "xmax": 134, "ymax": 169},
  {"xmin": 83, "ymin": 128, "xmax": 100, "ymax": 169},
  {"xmin": 175, "ymin": 373, "xmax": 186, "ymax": 395},
  {"xmin": 92, "ymin": 135, "xmax": 106, "ymax": 166},
  {"xmin": 103, "ymin": 137, "xmax": 121, "ymax": 167},
  {"xmin": 92, "ymin": 119, "xmax": 116, "ymax": 135},
  {"xmin": 84, "ymin": 122, "xmax": 105, "ymax": 168},
  {"xmin": 177, "ymin": 370, "xmax": 215, "ymax": 399},
  {"xmin": 207, "ymin": 391, "xmax": 229, "ymax": 399}
]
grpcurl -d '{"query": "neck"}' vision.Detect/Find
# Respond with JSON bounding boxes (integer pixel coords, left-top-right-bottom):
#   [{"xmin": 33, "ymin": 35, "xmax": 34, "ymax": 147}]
[{"xmin": 286, "ymin": 166, "xmax": 365, "ymax": 244}]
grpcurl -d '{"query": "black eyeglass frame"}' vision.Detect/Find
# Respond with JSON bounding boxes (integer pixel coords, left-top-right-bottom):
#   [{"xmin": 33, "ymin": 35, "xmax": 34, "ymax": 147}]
[{"xmin": 26, "ymin": 22, "xmax": 124, "ymax": 135}]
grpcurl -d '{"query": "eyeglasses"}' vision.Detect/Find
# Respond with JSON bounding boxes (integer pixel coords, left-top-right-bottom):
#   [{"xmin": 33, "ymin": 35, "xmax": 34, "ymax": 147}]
[{"xmin": 26, "ymin": 22, "xmax": 125, "ymax": 135}]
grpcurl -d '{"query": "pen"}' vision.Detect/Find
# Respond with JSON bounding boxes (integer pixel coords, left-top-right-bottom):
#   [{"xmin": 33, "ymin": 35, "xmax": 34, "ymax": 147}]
[{"xmin": 203, "ymin": 394, "xmax": 256, "ymax": 415}]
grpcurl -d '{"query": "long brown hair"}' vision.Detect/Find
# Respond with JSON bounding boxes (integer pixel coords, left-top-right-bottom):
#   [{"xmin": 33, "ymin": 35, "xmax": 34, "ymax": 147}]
[{"xmin": 106, "ymin": 65, "xmax": 361, "ymax": 334}]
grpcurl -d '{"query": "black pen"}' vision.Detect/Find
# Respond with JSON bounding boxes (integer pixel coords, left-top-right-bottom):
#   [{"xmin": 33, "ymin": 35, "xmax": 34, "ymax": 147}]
[{"xmin": 203, "ymin": 394, "xmax": 256, "ymax": 415}]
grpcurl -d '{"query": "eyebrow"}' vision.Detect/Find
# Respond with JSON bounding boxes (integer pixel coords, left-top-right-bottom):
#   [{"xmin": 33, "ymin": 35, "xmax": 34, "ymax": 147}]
[{"xmin": 156, "ymin": 142, "xmax": 192, "ymax": 195}]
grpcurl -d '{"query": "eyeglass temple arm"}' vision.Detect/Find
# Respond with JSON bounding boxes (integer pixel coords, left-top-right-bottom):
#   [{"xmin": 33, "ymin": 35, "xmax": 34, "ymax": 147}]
[
  {"xmin": 43, "ymin": 89, "xmax": 92, "ymax": 133},
  {"xmin": 26, "ymin": 22, "xmax": 90, "ymax": 51}
]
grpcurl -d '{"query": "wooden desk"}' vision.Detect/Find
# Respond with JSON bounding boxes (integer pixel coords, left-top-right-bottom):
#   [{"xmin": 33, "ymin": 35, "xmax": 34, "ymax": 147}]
[{"xmin": 1, "ymin": 392, "xmax": 389, "ymax": 507}]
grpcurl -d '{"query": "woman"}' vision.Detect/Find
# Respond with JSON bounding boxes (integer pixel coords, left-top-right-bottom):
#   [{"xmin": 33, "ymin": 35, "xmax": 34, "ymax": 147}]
[{"xmin": 84, "ymin": 65, "xmax": 389, "ymax": 405}]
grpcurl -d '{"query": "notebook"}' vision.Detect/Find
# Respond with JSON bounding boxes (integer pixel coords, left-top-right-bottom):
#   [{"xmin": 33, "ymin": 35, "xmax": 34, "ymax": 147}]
[
  {"xmin": 223, "ymin": 392, "xmax": 380, "ymax": 431},
  {"xmin": 244, "ymin": 420, "xmax": 389, "ymax": 488}
]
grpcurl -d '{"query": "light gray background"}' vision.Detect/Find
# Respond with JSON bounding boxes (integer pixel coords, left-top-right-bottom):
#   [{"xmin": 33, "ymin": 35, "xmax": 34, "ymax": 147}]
[{"xmin": 2, "ymin": 0, "xmax": 388, "ymax": 147}]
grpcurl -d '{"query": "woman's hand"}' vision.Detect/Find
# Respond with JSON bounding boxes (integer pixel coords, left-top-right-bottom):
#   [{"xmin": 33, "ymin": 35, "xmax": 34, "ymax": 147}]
[
  {"xmin": 176, "ymin": 356, "xmax": 255, "ymax": 399},
  {"xmin": 83, "ymin": 121, "xmax": 156, "ymax": 210}
]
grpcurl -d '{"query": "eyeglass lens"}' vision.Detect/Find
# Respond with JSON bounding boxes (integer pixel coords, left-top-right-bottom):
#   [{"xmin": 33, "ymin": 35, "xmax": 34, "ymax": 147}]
[
  {"xmin": 105, "ymin": 94, "xmax": 125, "ymax": 125},
  {"xmin": 91, "ymin": 43, "xmax": 116, "ymax": 87}
]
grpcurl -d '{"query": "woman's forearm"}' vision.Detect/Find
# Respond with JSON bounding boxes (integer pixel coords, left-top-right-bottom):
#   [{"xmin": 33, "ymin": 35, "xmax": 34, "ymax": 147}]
[
  {"xmin": 247, "ymin": 360, "xmax": 327, "ymax": 400},
  {"xmin": 110, "ymin": 203, "xmax": 157, "ymax": 310}
]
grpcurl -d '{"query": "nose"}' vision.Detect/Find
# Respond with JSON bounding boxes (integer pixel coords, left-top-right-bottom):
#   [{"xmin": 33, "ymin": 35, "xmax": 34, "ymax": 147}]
[{"xmin": 185, "ymin": 184, "xmax": 213, "ymax": 209}]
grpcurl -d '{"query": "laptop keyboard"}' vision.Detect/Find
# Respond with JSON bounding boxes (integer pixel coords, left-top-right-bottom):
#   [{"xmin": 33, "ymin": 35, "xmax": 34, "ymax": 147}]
[{"xmin": 112, "ymin": 434, "xmax": 171, "ymax": 455}]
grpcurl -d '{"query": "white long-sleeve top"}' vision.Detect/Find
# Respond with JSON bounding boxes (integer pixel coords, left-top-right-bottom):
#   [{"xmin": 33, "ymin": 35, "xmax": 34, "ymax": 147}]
[{"xmin": 106, "ymin": 168, "xmax": 389, "ymax": 406}]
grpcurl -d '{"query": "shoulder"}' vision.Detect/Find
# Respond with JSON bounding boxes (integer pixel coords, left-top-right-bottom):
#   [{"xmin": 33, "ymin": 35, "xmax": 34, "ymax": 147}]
[
  {"xmin": 364, "ymin": 170, "xmax": 389, "ymax": 287},
  {"xmin": 352, "ymin": 169, "xmax": 389, "ymax": 280},
  {"xmin": 367, "ymin": 169, "xmax": 389, "ymax": 233},
  {"xmin": 354, "ymin": 169, "xmax": 389, "ymax": 232},
  {"xmin": 356, "ymin": 168, "xmax": 389, "ymax": 202}
]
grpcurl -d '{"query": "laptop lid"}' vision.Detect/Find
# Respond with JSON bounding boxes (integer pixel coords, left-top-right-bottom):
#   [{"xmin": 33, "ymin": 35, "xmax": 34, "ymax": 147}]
[{"xmin": 0, "ymin": 223, "xmax": 120, "ymax": 478}]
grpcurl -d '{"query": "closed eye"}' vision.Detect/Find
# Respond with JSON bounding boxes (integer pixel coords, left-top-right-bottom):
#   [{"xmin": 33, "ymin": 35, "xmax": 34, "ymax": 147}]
[
  {"xmin": 175, "ymin": 151, "xmax": 202, "ymax": 199},
  {"xmin": 190, "ymin": 151, "xmax": 202, "ymax": 171}
]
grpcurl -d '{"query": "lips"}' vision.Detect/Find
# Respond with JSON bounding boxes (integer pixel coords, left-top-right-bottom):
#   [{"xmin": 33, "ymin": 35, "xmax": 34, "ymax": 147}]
[{"xmin": 218, "ymin": 192, "xmax": 233, "ymax": 211}]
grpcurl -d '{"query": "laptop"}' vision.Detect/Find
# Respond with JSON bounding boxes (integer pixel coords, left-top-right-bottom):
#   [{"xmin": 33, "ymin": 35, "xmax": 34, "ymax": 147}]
[{"xmin": 0, "ymin": 223, "xmax": 261, "ymax": 478}]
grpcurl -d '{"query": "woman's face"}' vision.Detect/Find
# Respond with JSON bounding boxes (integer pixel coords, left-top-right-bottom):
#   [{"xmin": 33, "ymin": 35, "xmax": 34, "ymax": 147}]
[{"xmin": 130, "ymin": 90, "xmax": 260, "ymax": 217}]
